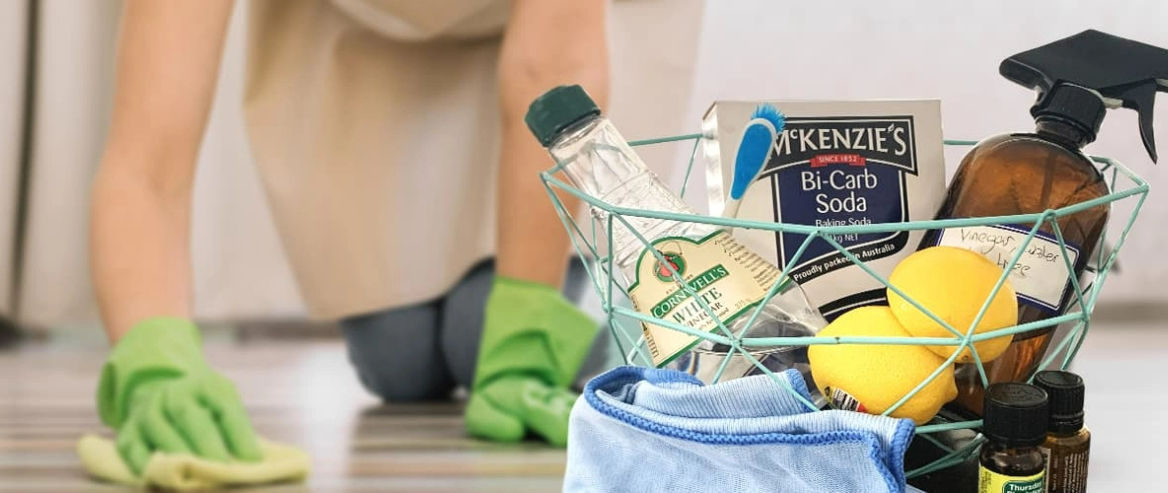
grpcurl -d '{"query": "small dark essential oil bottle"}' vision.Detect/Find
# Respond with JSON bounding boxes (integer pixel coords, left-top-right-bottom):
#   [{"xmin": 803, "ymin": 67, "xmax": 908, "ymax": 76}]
[
  {"xmin": 1033, "ymin": 371, "xmax": 1090, "ymax": 493},
  {"xmin": 979, "ymin": 383, "xmax": 1049, "ymax": 493}
]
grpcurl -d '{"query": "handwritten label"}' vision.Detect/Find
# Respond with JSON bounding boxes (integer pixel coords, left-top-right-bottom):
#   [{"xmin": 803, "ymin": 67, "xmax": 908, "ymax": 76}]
[{"xmin": 936, "ymin": 225, "xmax": 1080, "ymax": 312}]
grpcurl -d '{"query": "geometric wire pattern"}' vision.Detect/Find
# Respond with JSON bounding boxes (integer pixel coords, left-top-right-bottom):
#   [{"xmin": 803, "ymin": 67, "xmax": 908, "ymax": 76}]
[{"xmin": 541, "ymin": 135, "xmax": 1148, "ymax": 476}]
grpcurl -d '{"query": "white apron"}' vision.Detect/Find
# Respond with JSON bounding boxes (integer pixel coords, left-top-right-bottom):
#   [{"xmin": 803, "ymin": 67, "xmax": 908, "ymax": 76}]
[{"xmin": 243, "ymin": 0, "xmax": 704, "ymax": 319}]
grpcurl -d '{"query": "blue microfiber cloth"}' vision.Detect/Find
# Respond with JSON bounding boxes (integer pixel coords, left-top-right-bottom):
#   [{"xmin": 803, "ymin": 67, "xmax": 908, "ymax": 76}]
[{"xmin": 565, "ymin": 366, "xmax": 926, "ymax": 492}]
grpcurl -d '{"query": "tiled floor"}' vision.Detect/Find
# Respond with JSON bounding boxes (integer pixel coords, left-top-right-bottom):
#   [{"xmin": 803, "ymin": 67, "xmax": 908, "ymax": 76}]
[{"xmin": 1, "ymin": 322, "xmax": 1165, "ymax": 492}]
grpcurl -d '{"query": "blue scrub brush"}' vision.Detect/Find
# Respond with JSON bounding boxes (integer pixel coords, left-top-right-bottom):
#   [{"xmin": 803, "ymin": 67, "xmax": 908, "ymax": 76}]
[{"xmin": 722, "ymin": 104, "xmax": 785, "ymax": 220}]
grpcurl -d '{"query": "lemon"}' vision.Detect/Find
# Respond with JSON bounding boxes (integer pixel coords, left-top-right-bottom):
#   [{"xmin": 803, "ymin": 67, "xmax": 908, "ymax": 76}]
[
  {"xmin": 887, "ymin": 246, "xmax": 1018, "ymax": 364},
  {"xmin": 809, "ymin": 306, "xmax": 957, "ymax": 425}
]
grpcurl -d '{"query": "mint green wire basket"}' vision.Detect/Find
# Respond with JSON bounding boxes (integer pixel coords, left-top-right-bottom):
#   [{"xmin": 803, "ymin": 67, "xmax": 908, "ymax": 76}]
[{"xmin": 540, "ymin": 134, "xmax": 1148, "ymax": 477}]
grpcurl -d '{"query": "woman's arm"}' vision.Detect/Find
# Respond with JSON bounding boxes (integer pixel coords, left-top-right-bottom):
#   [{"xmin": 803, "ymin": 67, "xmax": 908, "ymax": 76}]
[
  {"xmin": 495, "ymin": 0, "xmax": 610, "ymax": 287},
  {"xmin": 91, "ymin": 0, "xmax": 235, "ymax": 342}
]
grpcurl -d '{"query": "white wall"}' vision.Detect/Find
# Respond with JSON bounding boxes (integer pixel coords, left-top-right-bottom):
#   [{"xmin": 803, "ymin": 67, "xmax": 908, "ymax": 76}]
[
  {"xmin": 18, "ymin": 0, "xmax": 119, "ymax": 326},
  {"xmin": 681, "ymin": 0, "xmax": 1167, "ymax": 303},
  {"xmin": 0, "ymin": 2, "xmax": 28, "ymax": 316}
]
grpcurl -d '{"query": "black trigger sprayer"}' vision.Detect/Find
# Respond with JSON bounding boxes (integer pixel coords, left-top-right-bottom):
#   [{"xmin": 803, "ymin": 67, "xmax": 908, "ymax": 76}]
[
  {"xmin": 1000, "ymin": 29, "xmax": 1168, "ymax": 162},
  {"xmin": 927, "ymin": 29, "xmax": 1168, "ymax": 418}
]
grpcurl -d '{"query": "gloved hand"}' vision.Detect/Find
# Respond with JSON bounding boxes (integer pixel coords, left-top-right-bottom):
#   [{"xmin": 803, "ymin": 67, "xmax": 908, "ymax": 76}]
[
  {"xmin": 97, "ymin": 318, "xmax": 263, "ymax": 475},
  {"xmin": 465, "ymin": 277, "xmax": 600, "ymax": 447}
]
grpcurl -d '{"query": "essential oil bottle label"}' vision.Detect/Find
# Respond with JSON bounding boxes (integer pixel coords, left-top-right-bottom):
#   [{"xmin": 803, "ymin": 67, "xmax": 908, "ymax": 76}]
[
  {"xmin": 934, "ymin": 224, "xmax": 1081, "ymax": 312},
  {"xmin": 1040, "ymin": 445, "xmax": 1089, "ymax": 493},
  {"xmin": 978, "ymin": 466, "xmax": 1045, "ymax": 493},
  {"xmin": 628, "ymin": 231, "xmax": 782, "ymax": 366}
]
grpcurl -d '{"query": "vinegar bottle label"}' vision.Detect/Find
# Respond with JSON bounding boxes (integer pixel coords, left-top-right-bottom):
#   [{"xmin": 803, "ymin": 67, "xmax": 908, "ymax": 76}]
[
  {"xmin": 629, "ymin": 231, "xmax": 783, "ymax": 366},
  {"xmin": 934, "ymin": 224, "xmax": 1081, "ymax": 313}
]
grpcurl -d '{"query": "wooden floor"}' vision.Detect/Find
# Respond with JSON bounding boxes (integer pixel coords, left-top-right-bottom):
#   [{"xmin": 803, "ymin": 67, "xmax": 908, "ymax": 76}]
[
  {"xmin": 0, "ymin": 335, "xmax": 567, "ymax": 492},
  {"xmin": 3, "ymin": 322, "xmax": 1167, "ymax": 492}
]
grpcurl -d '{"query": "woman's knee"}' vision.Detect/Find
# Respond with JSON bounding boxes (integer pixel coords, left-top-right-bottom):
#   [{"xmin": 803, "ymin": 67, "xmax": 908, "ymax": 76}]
[
  {"xmin": 354, "ymin": 362, "xmax": 453, "ymax": 403},
  {"xmin": 340, "ymin": 304, "xmax": 455, "ymax": 403},
  {"xmin": 439, "ymin": 260, "xmax": 495, "ymax": 388}
]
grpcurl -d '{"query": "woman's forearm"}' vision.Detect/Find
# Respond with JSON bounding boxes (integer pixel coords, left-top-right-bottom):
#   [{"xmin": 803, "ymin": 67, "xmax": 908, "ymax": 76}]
[
  {"xmin": 496, "ymin": 0, "xmax": 610, "ymax": 288},
  {"xmin": 91, "ymin": 0, "xmax": 234, "ymax": 342},
  {"xmin": 91, "ymin": 158, "xmax": 196, "ymax": 342}
]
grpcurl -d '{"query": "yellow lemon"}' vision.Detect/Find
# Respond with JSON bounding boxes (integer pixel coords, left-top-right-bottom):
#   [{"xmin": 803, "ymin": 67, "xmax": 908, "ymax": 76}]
[
  {"xmin": 887, "ymin": 246, "xmax": 1018, "ymax": 364},
  {"xmin": 809, "ymin": 306, "xmax": 957, "ymax": 425}
]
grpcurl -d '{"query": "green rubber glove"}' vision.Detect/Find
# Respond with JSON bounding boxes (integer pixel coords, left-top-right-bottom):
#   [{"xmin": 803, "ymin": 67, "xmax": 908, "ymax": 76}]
[
  {"xmin": 465, "ymin": 277, "xmax": 600, "ymax": 447},
  {"xmin": 97, "ymin": 318, "xmax": 263, "ymax": 475}
]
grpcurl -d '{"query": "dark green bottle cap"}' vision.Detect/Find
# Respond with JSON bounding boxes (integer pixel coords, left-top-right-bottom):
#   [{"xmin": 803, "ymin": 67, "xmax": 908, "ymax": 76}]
[{"xmin": 525, "ymin": 85, "xmax": 601, "ymax": 147}]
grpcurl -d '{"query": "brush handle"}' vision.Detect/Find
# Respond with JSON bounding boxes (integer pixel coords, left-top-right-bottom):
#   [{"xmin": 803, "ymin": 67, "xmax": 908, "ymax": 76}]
[{"xmin": 721, "ymin": 198, "xmax": 743, "ymax": 221}]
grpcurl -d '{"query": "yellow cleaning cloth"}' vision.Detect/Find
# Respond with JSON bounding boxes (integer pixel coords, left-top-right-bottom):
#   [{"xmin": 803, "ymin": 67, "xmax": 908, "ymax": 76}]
[{"xmin": 77, "ymin": 434, "xmax": 310, "ymax": 491}]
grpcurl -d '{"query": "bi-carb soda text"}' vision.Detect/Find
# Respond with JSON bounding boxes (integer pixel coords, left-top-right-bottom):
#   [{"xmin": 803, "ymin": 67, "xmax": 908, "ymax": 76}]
[{"xmin": 703, "ymin": 100, "xmax": 945, "ymax": 321}]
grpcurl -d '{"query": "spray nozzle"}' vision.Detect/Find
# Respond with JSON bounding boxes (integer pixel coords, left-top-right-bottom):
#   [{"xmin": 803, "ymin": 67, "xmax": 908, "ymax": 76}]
[{"xmin": 999, "ymin": 29, "xmax": 1168, "ymax": 163}]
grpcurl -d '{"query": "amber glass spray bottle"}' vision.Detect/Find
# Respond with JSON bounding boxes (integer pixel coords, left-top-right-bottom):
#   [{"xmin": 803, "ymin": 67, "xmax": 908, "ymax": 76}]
[{"xmin": 922, "ymin": 30, "xmax": 1168, "ymax": 416}]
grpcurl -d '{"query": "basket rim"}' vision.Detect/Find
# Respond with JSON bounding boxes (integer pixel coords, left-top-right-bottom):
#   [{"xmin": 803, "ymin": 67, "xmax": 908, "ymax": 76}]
[
  {"xmin": 539, "ymin": 133, "xmax": 1147, "ymax": 477},
  {"xmin": 541, "ymin": 136, "xmax": 1149, "ymax": 237}
]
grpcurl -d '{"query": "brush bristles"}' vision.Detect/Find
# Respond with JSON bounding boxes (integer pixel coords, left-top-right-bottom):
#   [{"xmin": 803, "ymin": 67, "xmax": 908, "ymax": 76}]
[{"xmin": 751, "ymin": 104, "xmax": 786, "ymax": 133}]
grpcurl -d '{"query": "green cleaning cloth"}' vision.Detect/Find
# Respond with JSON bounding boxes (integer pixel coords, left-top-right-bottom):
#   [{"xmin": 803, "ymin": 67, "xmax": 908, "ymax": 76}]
[{"xmin": 77, "ymin": 434, "xmax": 310, "ymax": 490}]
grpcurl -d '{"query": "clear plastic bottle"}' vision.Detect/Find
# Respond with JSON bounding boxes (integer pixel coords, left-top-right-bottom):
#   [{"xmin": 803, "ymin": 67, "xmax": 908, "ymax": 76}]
[{"xmin": 526, "ymin": 85, "xmax": 827, "ymax": 387}]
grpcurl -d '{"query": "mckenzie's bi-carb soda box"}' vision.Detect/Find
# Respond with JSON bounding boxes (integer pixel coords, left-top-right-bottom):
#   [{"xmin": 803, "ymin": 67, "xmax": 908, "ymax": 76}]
[{"xmin": 702, "ymin": 100, "xmax": 946, "ymax": 320}]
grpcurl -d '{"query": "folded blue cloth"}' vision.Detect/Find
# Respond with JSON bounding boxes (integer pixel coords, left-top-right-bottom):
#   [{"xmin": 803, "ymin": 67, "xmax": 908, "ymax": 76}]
[{"xmin": 565, "ymin": 366, "xmax": 922, "ymax": 493}]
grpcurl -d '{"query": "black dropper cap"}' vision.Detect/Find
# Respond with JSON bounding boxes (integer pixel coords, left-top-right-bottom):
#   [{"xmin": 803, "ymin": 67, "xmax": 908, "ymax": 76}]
[
  {"xmin": 1033, "ymin": 371, "xmax": 1086, "ymax": 434},
  {"xmin": 999, "ymin": 29, "xmax": 1168, "ymax": 162},
  {"xmin": 983, "ymin": 383, "xmax": 1049, "ymax": 448},
  {"xmin": 525, "ymin": 85, "xmax": 601, "ymax": 147}
]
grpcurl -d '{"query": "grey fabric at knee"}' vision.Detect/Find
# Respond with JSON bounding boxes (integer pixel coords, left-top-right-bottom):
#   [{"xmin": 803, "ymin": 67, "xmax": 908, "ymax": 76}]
[
  {"xmin": 438, "ymin": 260, "xmax": 495, "ymax": 389},
  {"xmin": 340, "ymin": 301, "xmax": 456, "ymax": 402},
  {"xmin": 342, "ymin": 258, "xmax": 619, "ymax": 402}
]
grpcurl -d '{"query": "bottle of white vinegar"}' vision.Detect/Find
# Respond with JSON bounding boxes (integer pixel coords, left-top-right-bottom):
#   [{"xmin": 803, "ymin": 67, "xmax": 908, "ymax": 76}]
[{"xmin": 526, "ymin": 85, "xmax": 827, "ymax": 388}]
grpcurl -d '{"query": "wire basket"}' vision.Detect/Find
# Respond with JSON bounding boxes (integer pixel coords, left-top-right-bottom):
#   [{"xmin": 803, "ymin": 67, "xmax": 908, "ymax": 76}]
[{"xmin": 540, "ymin": 133, "xmax": 1148, "ymax": 477}]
